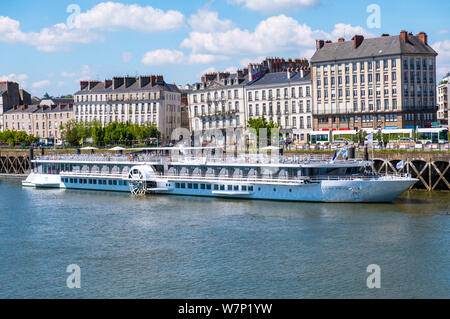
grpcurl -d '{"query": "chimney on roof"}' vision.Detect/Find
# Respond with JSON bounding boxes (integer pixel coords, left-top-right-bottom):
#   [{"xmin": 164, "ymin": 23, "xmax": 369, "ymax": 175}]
[
  {"xmin": 80, "ymin": 81, "xmax": 88, "ymax": 90},
  {"xmin": 124, "ymin": 77, "xmax": 136, "ymax": 88},
  {"xmin": 338, "ymin": 37, "xmax": 345, "ymax": 43},
  {"xmin": 400, "ymin": 30, "xmax": 407, "ymax": 41},
  {"xmin": 317, "ymin": 40, "xmax": 325, "ymax": 50},
  {"xmin": 325, "ymin": 40, "xmax": 332, "ymax": 44},
  {"xmin": 417, "ymin": 32, "xmax": 428, "ymax": 45},
  {"xmin": 112, "ymin": 77, "xmax": 124, "ymax": 90},
  {"xmin": 138, "ymin": 76, "xmax": 150, "ymax": 88},
  {"xmin": 104, "ymin": 80, "xmax": 112, "ymax": 89},
  {"xmin": 88, "ymin": 81, "xmax": 100, "ymax": 90},
  {"xmin": 352, "ymin": 35, "xmax": 364, "ymax": 48},
  {"xmin": 382, "ymin": 33, "xmax": 390, "ymax": 37}
]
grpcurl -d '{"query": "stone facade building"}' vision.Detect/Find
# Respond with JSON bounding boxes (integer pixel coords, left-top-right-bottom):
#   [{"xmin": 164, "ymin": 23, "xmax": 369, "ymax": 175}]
[
  {"xmin": 437, "ymin": 75, "xmax": 449, "ymax": 128},
  {"xmin": 245, "ymin": 70, "xmax": 312, "ymax": 143},
  {"xmin": 3, "ymin": 102, "xmax": 74, "ymax": 144},
  {"xmin": 74, "ymin": 75, "xmax": 181, "ymax": 142},
  {"xmin": 187, "ymin": 57, "xmax": 310, "ymax": 140},
  {"xmin": 0, "ymin": 81, "xmax": 30, "ymax": 131},
  {"xmin": 188, "ymin": 70, "xmax": 249, "ymax": 134},
  {"xmin": 310, "ymin": 31, "xmax": 438, "ymax": 131}
]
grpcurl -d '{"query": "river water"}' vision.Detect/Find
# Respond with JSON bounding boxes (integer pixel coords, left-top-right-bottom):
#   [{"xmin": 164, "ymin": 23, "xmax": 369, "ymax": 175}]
[{"xmin": 0, "ymin": 179, "xmax": 448, "ymax": 298}]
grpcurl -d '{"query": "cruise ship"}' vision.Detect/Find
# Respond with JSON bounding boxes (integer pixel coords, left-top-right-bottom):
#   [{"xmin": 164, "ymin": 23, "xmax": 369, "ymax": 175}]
[{"xmin": 22, "ymin": 147, "xmax": 418, "ymax": 203}]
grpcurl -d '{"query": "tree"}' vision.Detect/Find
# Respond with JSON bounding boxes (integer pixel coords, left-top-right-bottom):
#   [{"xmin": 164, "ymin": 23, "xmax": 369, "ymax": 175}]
[
  {"xmin": 42, "ymin": 92, "xmax": 52, "ymax": 99},
  {"xmin": 247, "ymin": 116, "xmax": 279, "ymax": 146},
  {"xmin": 61, "ymin": 120, "xmax": 161, "ymax": 147}
]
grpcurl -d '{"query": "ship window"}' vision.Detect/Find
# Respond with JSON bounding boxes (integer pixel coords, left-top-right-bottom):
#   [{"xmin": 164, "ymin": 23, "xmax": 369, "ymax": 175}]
[
  {"xmin": 193, "ymin": 184, "xmax": 198, "ymax": 189},
  {"xmin": 200, "ymin": 184, "xmax": 205, "ymax": 190},
  {"xmin": 108, "ymin": 180, "xmax": 112, "ymax": 185},
  {"xmin": 227, "ymin": 185, "xmax": 233, "ymax": 191},
  {"xmin": 273, "ymin": 188, "xmax": 276, "ymax": 192},
  {"xmin": 242, "ymin": 186, "xmax": 247, "ymax": 191},
  {"xmin": 113, "ymin": 180, "xmax": 117, "ymax": 185},
  {"xmin": 70, "ymin": 178, "xmax": 74, "ymax": 183},
  {"xmin": 220, "ymin": 185, "xmax": 225, "ymax": 191},
  {"xmin": 289, "ymin": 189, "xmax": 292, "ymax": 192},
  {"xmin": 234, "ymin": 185, "xmax": 239, "ymax": 191},
  {"xmin": 84, "ymin": 179, "xmax": 87, "ymax": 184},
  {"xmin": 188, "ymin": 183, "xmax": 192, "ymax": 189},
  {"xmin": 93, "ymin": 180, "xmax": 97, "ymax": 185},
  {"xmin": 89, "ymin": 179, "xmax": 92, "ymax": 184},
  {"xmin": 249, "ymin": 186, "xmax": 254, "ymax": 191},
  {"xmin": 175, "ymin": 183, "xmax": 180, "ymax": 188},
  {"xmin": 214, "ymin": 185, "xmax": 219, "ymax": 190},
  {"xmin": 181, "ymin": 183, "xmax": 185, "ymax": 189},
  {"xmin": 207, "ymin": 184, "xmax": 212, "ymax": 190}
]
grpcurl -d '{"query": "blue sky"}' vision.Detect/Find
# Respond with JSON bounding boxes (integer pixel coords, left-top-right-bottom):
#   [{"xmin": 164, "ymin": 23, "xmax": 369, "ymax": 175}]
[{"xmin": 1, "ymin": 0, "xmax": 449, "ymax": 98}]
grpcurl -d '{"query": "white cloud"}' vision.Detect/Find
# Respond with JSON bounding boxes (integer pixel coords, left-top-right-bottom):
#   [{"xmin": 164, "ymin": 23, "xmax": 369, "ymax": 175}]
[
  {"xmin": 0, "ymin": 2, "xmax": 184, "ymax": 52},
  {"xmin": 197, "ymin": 67, "xmax": 216, "ymax": 78},
  {"xmin": 331, "ymin": 23, "xmax": 375, "ymax": 39},
  {"xmin": 181, "ymin": 15, "xmax": 369, "ymax": 56},
  {"xmin": 78, "ymin": 2, "xmax": 185, "ymax": 32},
  {"xmin": 57, "ymin": 81, "xmax": 65, "ymax": 88},
  {"xmin": 0, "ymin": 73, "xmax": 29, "ymax": 88},
  {"xmin": 0, "ymin": 16, "xmax": 102, "ymax": 52},
  {"xmin": 432, "ymin": 40, "xmax": 450, "ymax": 79},
  {"xmin": 141, "ymin": 49, "xmax": 229, "ymax": 66},
  {"xmin": 31, "ymin": 80, "xmax": 51, "ymax": 89},
  {"xmin": 225, "ymin": 66, "xmax": 238, "ymax": 73},
  {"xmin": 229, "ymin": 0, "xmax": 320, "ymax": 13},
  {"xmin": 436, "ymin": 29, "xmax": 448, "ymax": 35},
  {"xmin": 61, "ymin": 65, "xmax": 95, "ymax": 81},
  {"xmin": 122, "ymin": 52, "xmax": 133, "ymax": 63},
  {"xmin": 189, "ymin": 9, "xmax": 234, "ymax": 32},
  {"xmin": 239, "ymin": 56, "xmax": 267, "ymax": 67},
  {"xmin": 142, "ymin": 49, "xmax": 185, "ymax": 65}
]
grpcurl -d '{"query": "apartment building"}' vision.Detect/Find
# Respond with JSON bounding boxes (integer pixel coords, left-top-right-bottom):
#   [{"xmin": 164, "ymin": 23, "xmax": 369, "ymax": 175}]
[
  {"xmin": 0, "ymin": 81, "xmax": 30, "ymax": 131},
  {"xmin": 3, "ymin": 103, "xmax": 74, "ymax": 143},
  {"xmin": 311, "ymin": 31, "xmax": 438, "ymax": 131},
  {"xmin": 188, "ymin": 70, "xmax": 249, "ymax": 134},
  {"xmin": 74, "ymin": 75, "xmax": 181, "ymax": 142},
  {"xmin": 187, "ymin": 57, "xmax": 310, "ymax": 138},
  {"xmin": 437, "ymin": 75, "xmax": 449, "ymax": 128},
  {"xmin": 245, "ymin": 70, "xmax": 312, "ymax": 143}
]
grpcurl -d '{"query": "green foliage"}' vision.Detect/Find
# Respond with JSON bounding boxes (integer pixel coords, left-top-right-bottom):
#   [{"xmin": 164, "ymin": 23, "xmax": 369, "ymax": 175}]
[
  {"xmin": 247, "ymin": 116, "xmax": 279, "ymax": 145},
  {"xmin": 0, "ymin": 130, "xmax": 39, "ymax": 146},
  {"xmin": 61, "ymin": 120, "xmax": 161, "ymax": 147}
]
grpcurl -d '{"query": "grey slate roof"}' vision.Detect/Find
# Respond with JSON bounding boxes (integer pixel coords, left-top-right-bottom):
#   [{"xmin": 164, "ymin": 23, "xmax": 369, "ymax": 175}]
[
  {"xmin": 311, "ymin": 35, "xmax": 437, "ymax": 63},
  {"xmin": 74, "ymin": 81, "xmax": 180, "ymax": 95},
  {"xmin": 5, "ymin": 104, "xmax": 73, "ymax": 114},
  {"xmin": 247, "ymin": 71, "xmax": 311, "ymax": 88}
]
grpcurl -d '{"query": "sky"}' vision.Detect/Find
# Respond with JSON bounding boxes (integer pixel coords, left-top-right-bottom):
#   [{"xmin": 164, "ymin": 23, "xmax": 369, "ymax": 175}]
[{"xmin": 0, "ymin": 0, "xmax": 449, "ymax": 98}]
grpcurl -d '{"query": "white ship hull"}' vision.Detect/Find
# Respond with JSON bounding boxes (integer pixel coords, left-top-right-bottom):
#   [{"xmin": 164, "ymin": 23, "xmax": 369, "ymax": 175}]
[{"xmin": 22, "ymin": 173, "xmax": 417, "ymax": 203}]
